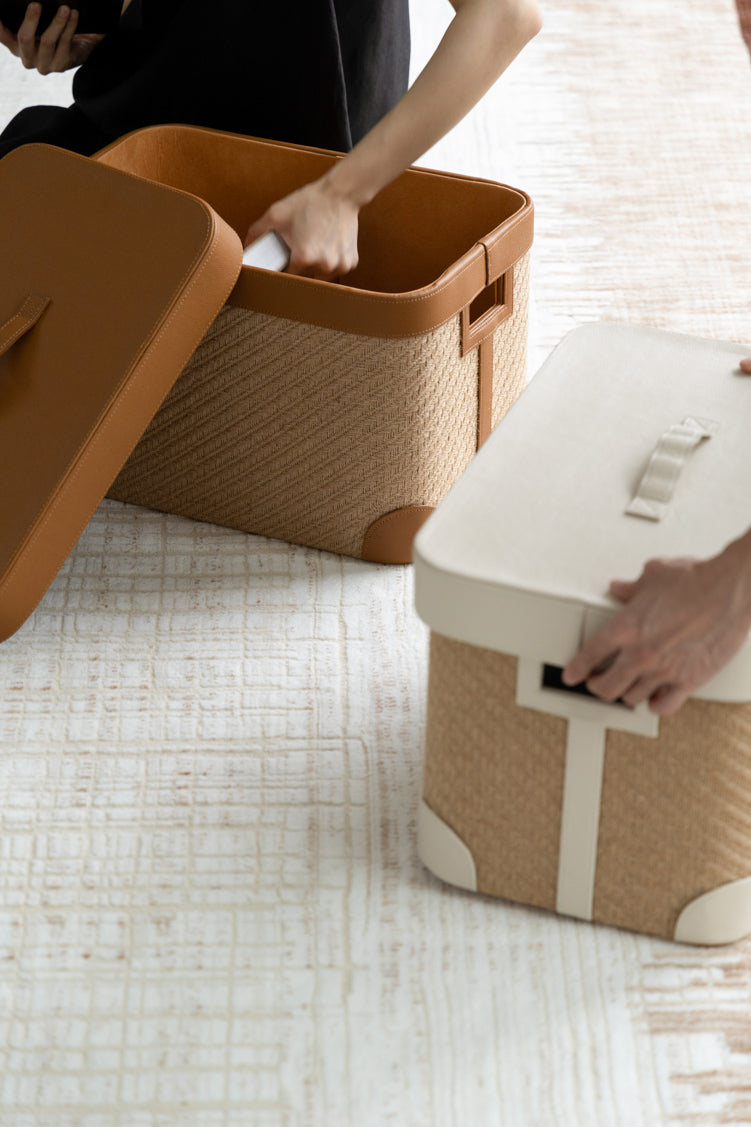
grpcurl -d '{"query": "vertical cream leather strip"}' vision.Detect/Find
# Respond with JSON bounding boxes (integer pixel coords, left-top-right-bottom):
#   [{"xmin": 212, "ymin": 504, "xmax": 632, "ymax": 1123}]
[
  {"xmin": 515, "ymin": 658, "xmax": 657, "ymax": 923},
  {"xmin": 555, "ymin": 718, "xmax": 607, "ymax": 921}
]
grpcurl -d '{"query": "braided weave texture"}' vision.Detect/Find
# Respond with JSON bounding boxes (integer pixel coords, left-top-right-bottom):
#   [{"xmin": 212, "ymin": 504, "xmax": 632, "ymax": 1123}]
[
  {"xmin": 109, "ymin": 254, "xmax": 530, "ymax": 558},
  {"xmin": 596, "ymin": 701, "xmax": 751, "ymax": 938},
  {"xmin": 423, "ymin": 632, "xmax": 751, "ymax": 940},
  {"xmin": 423, "ymin": 634, "xmax": 566, "ymax": 911}
]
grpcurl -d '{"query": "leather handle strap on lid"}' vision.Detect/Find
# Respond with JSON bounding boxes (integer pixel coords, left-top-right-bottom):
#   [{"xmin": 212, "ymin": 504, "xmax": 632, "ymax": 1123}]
[
  {"xmin": 0, "ymin": 295, "xmax": 51, "ymax": 361},
  {"xmin": 625, "ymin": 415, "xmax": 719, "ymax": 522}
]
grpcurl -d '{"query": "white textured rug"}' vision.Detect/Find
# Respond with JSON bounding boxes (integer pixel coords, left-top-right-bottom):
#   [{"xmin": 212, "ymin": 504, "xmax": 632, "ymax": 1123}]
[{"xmin": 2, "ymin": 2, "xmax": 751, "ymax": 1124}]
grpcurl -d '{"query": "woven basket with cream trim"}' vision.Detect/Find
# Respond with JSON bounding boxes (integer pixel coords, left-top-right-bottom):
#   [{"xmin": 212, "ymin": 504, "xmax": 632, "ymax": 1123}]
[
  {"xmin": 96, "ymin": 125, "xmax": 532, "ymax": 562},
  {"xmin": 415, "ymin": 323, "xmax": 751, "ymax": 945}
]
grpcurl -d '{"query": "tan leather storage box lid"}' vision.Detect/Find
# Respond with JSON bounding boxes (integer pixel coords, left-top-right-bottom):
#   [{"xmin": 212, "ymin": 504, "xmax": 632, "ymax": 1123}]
[{"xmin": 0, "ymin": 143, "xmax": 243, "ymax": 642}]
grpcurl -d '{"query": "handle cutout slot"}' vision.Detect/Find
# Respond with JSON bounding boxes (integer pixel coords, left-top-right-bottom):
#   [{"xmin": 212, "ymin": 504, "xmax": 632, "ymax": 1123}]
[
  {"xmin": 541, "ymin": 663, "xmax": 630, "ymax": 708},
  {"xmin": 461, "ymin": 268, "xmax": 513, "ymax": 354},
  {"xmin": 468, "ymin": 277, "xmax": 503, "ymax": 325}
]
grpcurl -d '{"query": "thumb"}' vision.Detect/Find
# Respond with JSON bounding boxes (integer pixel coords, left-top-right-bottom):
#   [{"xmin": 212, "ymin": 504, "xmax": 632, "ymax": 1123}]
[
  {"xmin": 244, "ymin": 212, "xmax": 273, "ymax": 249},
  {"xmin": 609, "ymin": 577, "xmax": 637, "ymax": 602}
]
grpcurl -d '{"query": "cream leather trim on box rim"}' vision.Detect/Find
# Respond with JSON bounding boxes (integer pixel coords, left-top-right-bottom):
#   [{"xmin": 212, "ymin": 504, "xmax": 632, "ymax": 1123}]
[
  {"xmin": 673, "ymin": 877, "xmax": 751, "ymax": 945},
  {"xmin": 413, "ymin": 552, "xmax": 751, "ymax": 703}
]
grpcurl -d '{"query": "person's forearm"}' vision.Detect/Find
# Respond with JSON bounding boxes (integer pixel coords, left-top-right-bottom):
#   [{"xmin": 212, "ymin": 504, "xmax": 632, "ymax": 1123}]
[
  {"xmin": 320, "ymin": 0, "xmax": 542, "ymax": 209},
  {"xmin": 243, "ymin": 0, "xmax": 542, "ymax": 275}
]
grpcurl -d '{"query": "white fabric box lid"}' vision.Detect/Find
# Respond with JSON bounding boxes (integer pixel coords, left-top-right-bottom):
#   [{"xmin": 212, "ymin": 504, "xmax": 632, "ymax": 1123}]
[{"xmin": 414, "ymin": 322, "xmax": 751, "ymax": 702}]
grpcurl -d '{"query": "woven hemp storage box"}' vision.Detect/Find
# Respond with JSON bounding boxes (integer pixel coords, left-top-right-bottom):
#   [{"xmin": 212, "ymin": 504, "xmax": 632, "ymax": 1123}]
[
  {"xmin": 414, "ymin": 322, "xmax": 751, "ymax": 945},
  {"xmin": 95, "ymin": 124, "xmax": 533, "ymax": 563}
]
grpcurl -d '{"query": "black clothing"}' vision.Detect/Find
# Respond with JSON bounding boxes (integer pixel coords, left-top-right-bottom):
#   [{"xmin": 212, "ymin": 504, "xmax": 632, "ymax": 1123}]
[
  {"xmin": 1, "ymin": 0, "xmax": 410, "ymax": 157},
  {"xmin": 0, "ymin": 104, "xmax": 109, "ymax": 159}
]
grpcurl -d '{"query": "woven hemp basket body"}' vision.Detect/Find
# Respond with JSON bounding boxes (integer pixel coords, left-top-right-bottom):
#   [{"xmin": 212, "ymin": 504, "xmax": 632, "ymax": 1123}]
[
  {"xmin": 108, "ymin": 252, "xmax": 530, "ymax": 559},
  {"xmin": 96, "ymin": 125, "xmax": 533, "ymax": 563},
  {"xmin": 422, "ymin": 632, "xmax": 751, "ymax": 943}
]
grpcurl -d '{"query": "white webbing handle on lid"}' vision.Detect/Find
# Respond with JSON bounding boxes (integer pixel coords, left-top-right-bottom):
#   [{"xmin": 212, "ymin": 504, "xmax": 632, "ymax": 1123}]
[{"xmin": 625, "ymin": 415, "xmax": 719, "ymax": 521}]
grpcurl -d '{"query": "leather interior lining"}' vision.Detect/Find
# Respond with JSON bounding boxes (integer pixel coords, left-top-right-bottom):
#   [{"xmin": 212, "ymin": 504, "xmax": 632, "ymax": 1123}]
[{"xmin": 96, "ymin": 125, "xmax": 533, "ymax": 338}]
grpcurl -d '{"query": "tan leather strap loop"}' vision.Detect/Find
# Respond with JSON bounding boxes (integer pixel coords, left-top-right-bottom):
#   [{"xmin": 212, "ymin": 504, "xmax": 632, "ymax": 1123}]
[
  {"xmin": 461, "ymin": 267, "xmax": 514, "ymax": 356},
  {"xmin": 479, "ymin": 205, "xmax": 534, "ymax": 286},
  {"xmin": 0, "ymin": 295, "xmax": 50, "ymax": 361}
]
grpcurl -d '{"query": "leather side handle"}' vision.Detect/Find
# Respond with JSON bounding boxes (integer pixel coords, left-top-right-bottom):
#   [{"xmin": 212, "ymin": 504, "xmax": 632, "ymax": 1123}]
[
  {"xmin": 0, "ymin": 295, "xmax": 51, "ymax": 360},
  {"xmin": 460, "ymin": 267, "xmax": 514, "ymax": 356}
]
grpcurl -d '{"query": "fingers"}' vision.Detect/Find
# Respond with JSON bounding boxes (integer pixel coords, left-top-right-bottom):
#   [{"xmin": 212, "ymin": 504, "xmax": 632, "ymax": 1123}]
[
  {"xmin": 244, "ymin": 216, "xmax": 271, "ymax": 247},
  {"xmin": 286, "ymin": 251, "xmax": 344, "ymax": 281},
  {"xmin": 564, "ymin": 626, "xmax": 687, "ymax": 714},
  {"xmin": 34, "ymin": 4, "xmax": 79, "ymax": 73},
  {"xmin": 244, "ymin": 216, "xmax": 338, "ymax": 277},
  {"xmin": 740, "ymin": 358, "xmax": 751, "ymax": 375},
  {"xmin": 563, "ymin": 571, "xmax": 641, "ymax": 685},
  {"xmin": 562, "ymin": 609, "xmax": 654, "ymax": 703},
  {"xmin": 647, "ymin": 683, "xmax": 690, "ymax": 717},
  {"xmin": 16, "ymin": 2, "xmax": 42, "ymax": 65},
  {"xmin": 561, "ymin": 550, "xmax": 745, "ymax": 715},
  {"xmin": 16, "ymin": 2, "xmax": 79, "ymax": 71},
  {"xmin": 584, "ymin": 649, "xmax": 643, "ymax": 702},
  {"xmin": 619, "ymin": 672, "xmax": 668, "ymax": 708},
  {"xmin": 619, "ymin": 679, "xmax": 689, "ymax": 716},
  {"xmin": 246, "ymin": 189, "xmax": 359, "ymax": 279},
  {"xmin": 562, "ymin": 639, "xmax": 619, "ymax": 690},
  {"xmin": 562, "ymin": 603, "xmax": 633, "ymax": 689},
  {"xmin": 609, "ymin": 577, "xmax": 636, "ymax": 601},
  {"xmin": 52, "ymin": 5, "xmax": 80, "ymax": 69}
]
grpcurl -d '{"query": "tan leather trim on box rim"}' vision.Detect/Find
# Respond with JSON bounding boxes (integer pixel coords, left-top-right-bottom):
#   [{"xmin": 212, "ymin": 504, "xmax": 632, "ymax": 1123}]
[
  {"xmin": 93, "ymin": 121, "xmax": 348, "ymax": 167},
  {"xmin": 361, "ymin": 506, "xmax": 436, "ymax": 563},
  {"xmin": 229, "ymin": 208, "xmax": 532, "ymax": 339},
  {"xmin": 95, "ymin": 124, "xmax": 534, "ymax": 340}
]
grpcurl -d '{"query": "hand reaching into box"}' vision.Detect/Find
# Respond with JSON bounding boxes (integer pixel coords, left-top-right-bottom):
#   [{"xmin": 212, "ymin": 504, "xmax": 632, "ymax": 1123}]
[
  {"xmin": 246, "ymin": 0, "xmax": 543, "ymax": 278},
  {"xmin": 244, "ymin": 176, "xmax": 360, "ymax": 281}
]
